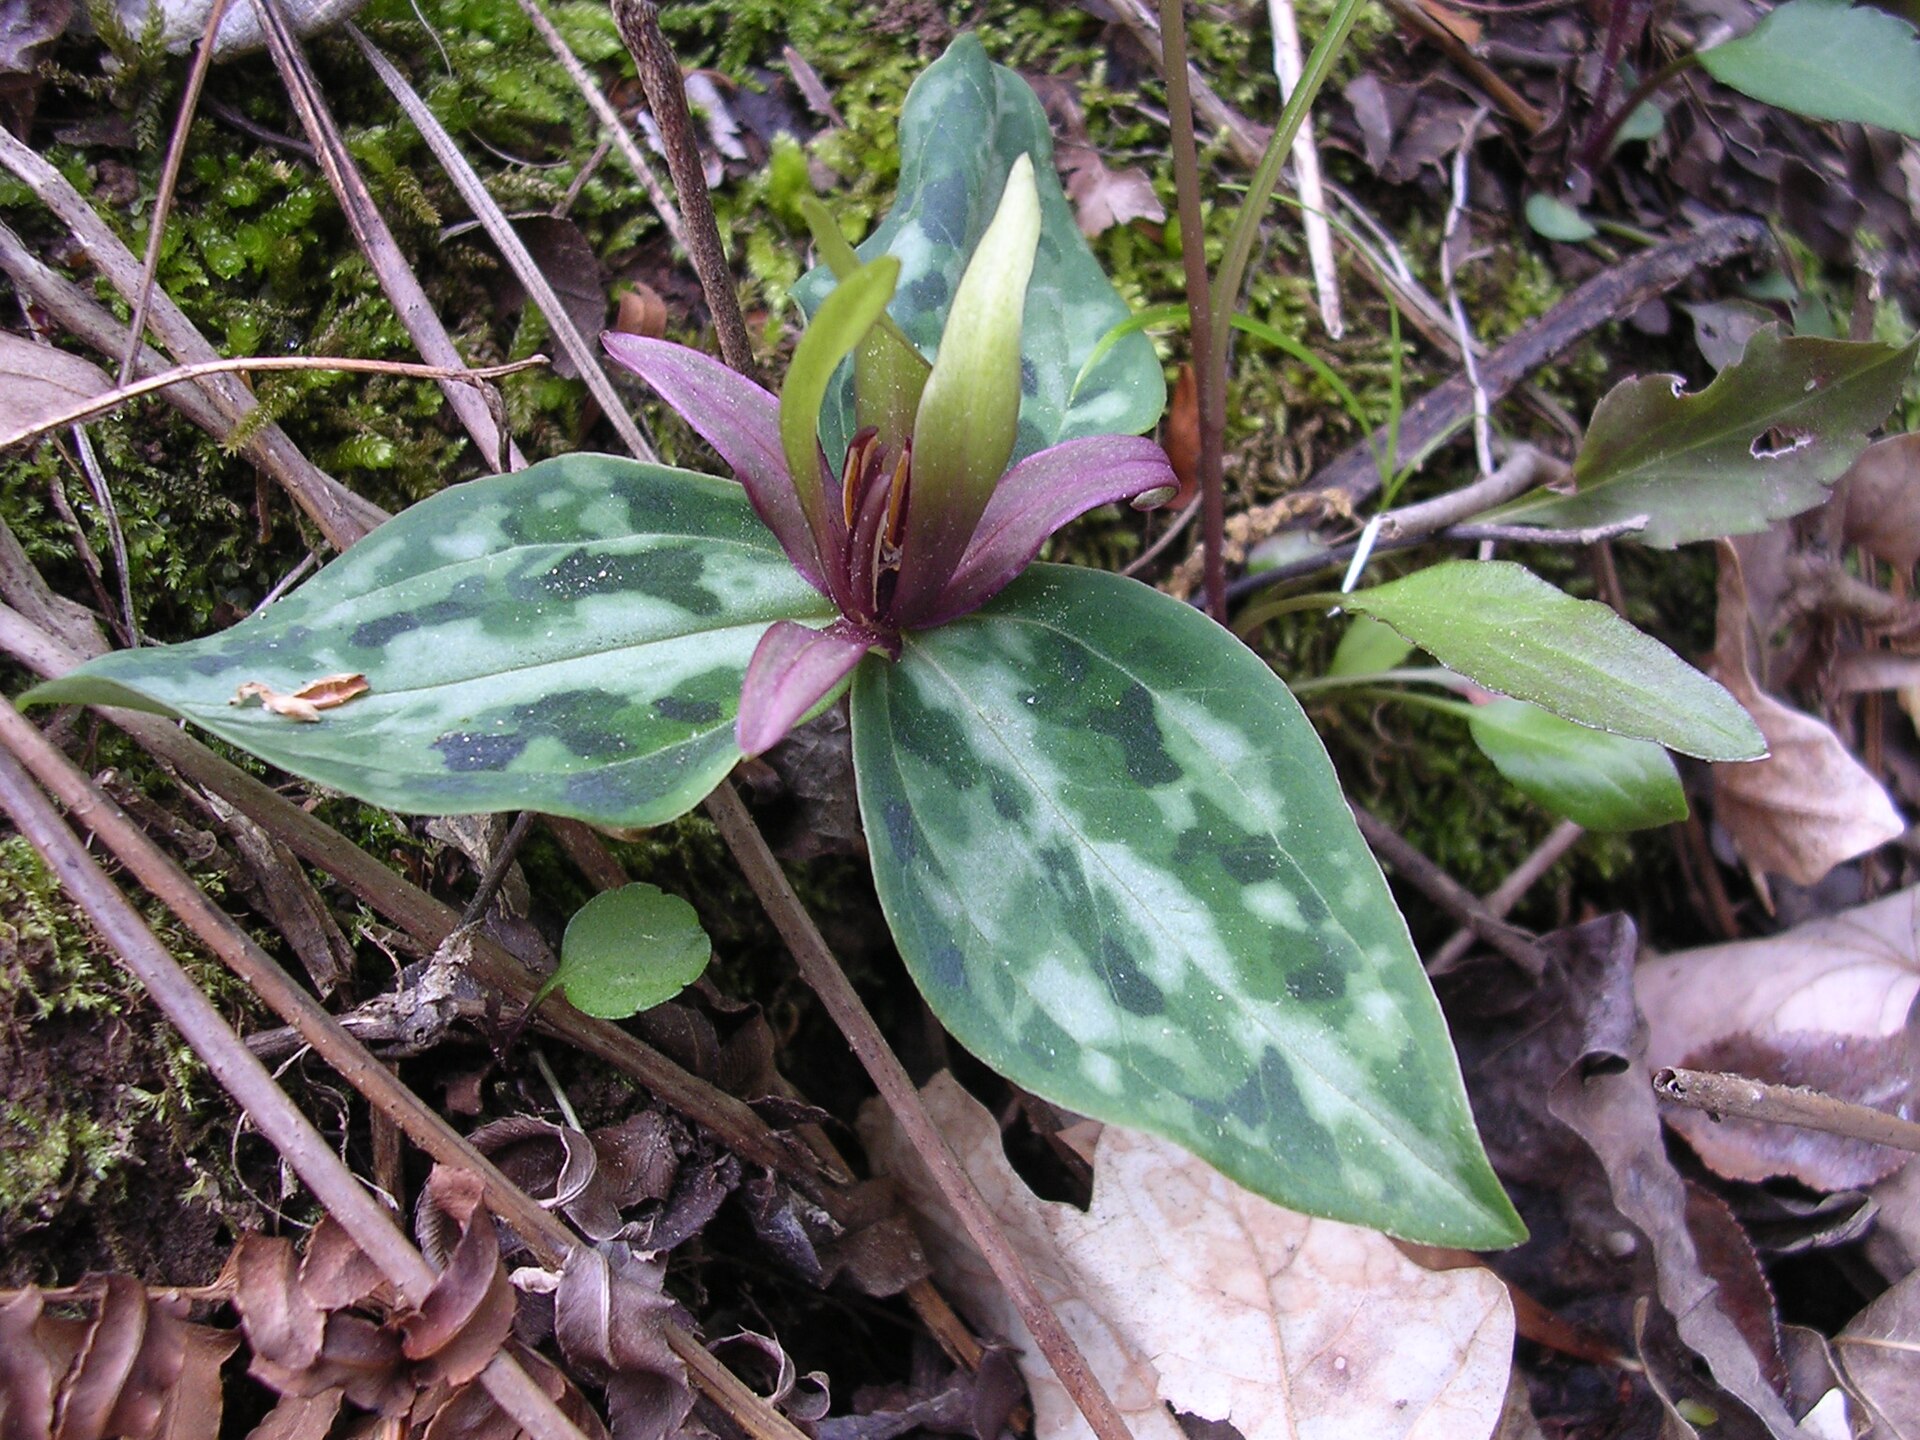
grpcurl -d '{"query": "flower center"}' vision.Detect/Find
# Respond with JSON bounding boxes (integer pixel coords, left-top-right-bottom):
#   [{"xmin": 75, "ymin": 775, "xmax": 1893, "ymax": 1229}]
[{"xmin": 840, "ymin": 427, "xmax": 914, "ymax": 631}]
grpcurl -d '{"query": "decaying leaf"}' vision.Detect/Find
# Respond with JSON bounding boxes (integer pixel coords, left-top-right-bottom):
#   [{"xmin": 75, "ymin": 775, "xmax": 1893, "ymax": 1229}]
[
  {"xmin": 1839, "ymin": 432, "xmax": 1920, "ymax": 572},
  {"xmin": 862, "ymin": 1074, "xmax": 1514, "ymax": 1440},
  {"xmin": 1637, "ymin": 885, "xmax": 1920, "ymax": 1188},
  {"xmin": 229, "ymin": 673, "xmax": 370, "ymax": 723},
  {"xmin": 553, "ymin": 1246, "xmax": 691, "ymax": 1440},
  {"xmin": 1057, "ymin": 143, "xmax": 1164, "ymax": 237},
  {"xmin": 0, "ymin": 330, "xmax": 112, "ymax": 450},
  {"xmin": 1709, "ymin": 542, "xmax": 1903, "ymax": 888},
  {"xmin": 1834, "ymin": 1268, "xmax": 1920, "ymax": 1434},
  {"xmin": 1440, "ymin": 918, "xmax": 1805, "ymax": 1436},
  {"xmin": 0, "ymin": 1277, "xmax": 240, "ymax": 1440}
]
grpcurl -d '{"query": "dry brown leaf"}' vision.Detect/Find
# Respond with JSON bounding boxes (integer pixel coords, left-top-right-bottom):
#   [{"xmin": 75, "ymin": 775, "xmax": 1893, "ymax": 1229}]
[
  {"xmin": 1834, "ymin": 1268, "xmax": 1920, "ymax": 1434},
  {"xmin": 229, "ymin": 673, "xmax": 369, "ymax": 723},
  {"xmin": 614, "ymin": 284, "xmax": 669, "ymax": 341},
  {"xmin": 862, "ymin": 1074, "xmax": 1514, "ymax": 1440},
  {"xmin": 1637, "ymin": 885, "xmax": 1920, "ymax": 1188},
  {"xmin": 1709, "ymin": 542, "xmax": 1903, "ymax": 888},
  {"xmin": 1162, "ymin": 364, "xmax": 1200, "ymax": 509},
  {"xmin": 0, "ymin": 331, "xmax": 112, "ymax": 450},
  {"xmin": 1840, "ymin": 432, "xmax": 1920, "ymax": 572},
  {"xmin": 1057, "ymin": 144, "xmax": 1165, "ymax": 238}
]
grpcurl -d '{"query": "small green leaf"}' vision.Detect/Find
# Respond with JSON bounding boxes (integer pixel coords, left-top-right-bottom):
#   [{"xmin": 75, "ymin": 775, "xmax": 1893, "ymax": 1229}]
[
  {"xmin": 1700, "ymin": 0, "xmax": 1920, "ymax": 137},
  {"xmin": 794, "ymin": 35, "xmax": 1164, "ymax": 467},
  {"xmin": 853, "ymin": 564, "xmax": 1524, "ymax": 1247},
  {"xmin": 1328, "ymin": 616, "xmax": 1415, "ymax": 678},
  {"xmin": 545, "ymin": 883, "xmax": 711, "ymax": 1019},
  {"xmin": 1523, "ymin": 193, "xmax": 1597, "ymax": 242},
  {"xmin": 1492, "ymin": 325, "xmax": 1919, "ymax": 547},
  {"xmin": 1339, "ymin": 561, "xmax": 1764, "ymax": 761},
  {"xmin": 22, "ymin": 457, "xmax": 833, "ymax": 826},
  {"xmin": 1459, "ymin": 697, "xmax": 1687, "ymax": 831}
]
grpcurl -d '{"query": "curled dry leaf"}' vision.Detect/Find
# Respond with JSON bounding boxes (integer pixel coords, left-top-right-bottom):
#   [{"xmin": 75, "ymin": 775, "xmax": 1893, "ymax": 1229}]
[
  {"xmin": 553, "ymin": 1247, "xmax": 690, "ymax": 1440},
  {"xmin": 400, "ymin": 1177, "xmax": 517, "ymax": 1388},
  {"xmin": 1058, "ymin": 144, "xmax": 1165, "ymax": 237},
  {"xmin": 1636, "ymin": 884, "xmax": 1920, "ymax": 1188},
  {"xmin": 0, "ymin": 1277, "xmax": 239, "ymax": 1440},
  {"xmin": 0, "ymin": 332, "xmax": 111, "ymax": 451},
  {"xmin": 861, "ymin": 1074, "xmax": 1514, "ymax": 1440},
  {"xmin": 615, "ymin": 284, "xmax": 670, "ymax": 341},
  {"xmin": 1709, "ymin": 541, "xmax": 1903, "ymax": 888},
  {"xmin": 229, "ymin": 673, "xmax": 370, "ymax": 723},
  {"xmin": 1839, "ymin": 432, "xmax": 1920, "ymax": 572}
]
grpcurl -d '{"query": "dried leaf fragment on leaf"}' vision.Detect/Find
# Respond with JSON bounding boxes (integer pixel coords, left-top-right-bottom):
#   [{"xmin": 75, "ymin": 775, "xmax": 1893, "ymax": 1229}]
[
  {"xmin": 229, "ymin": 673, "xmax": 370, "ymax": 723},
  {"xmin": 862, "ymin": 1074, "xmax": 1515, "ymax": 1440}
]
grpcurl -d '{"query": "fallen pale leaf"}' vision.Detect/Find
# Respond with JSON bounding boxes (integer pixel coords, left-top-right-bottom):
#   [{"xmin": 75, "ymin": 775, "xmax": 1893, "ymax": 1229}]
[
  {"xmin": 1709, "ymin": 542, "xmax": 1902, "ymax": 888},
  {"xmin": 1637, "ymin": 884, "xmax": 1920, "ymax": 1187},
  {"xmin": 1840, "ymin": 432, "xmax": 1920, "ymax": 572},
  {"xmin": 1058, "ymin": 143, "xmax": 1165, "ymax": 238},
  {"xmin": 0, "ymin": 331, "xmax": 112, "ymax": 450},
  {"xmin": 230, "ymin": 674, "xmax": 369, "ymax": 723},
  {"xmin": 862, "ymin": 1074, "xmax": 1514, "ymax": 1440}
]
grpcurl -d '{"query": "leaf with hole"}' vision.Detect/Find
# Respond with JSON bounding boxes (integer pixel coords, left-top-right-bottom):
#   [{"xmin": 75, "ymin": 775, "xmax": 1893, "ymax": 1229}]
[
  {"xmin": 23, "ymin": 456, "xmax": 833, "ymax": 826},
  {"xmin": 542, "ymin": 883, "xmax": 711, "ymax": 1019},
  {"xmin": 1699, "ymin": 0, "xmax": 1920, "ymax": 137},
  {"xmin": 1491, "ymin": 326, "xmax": 1919, "ymax": 547},
  {"xmin": 791, "ymin": 34, "xmax": 1164, "ymax": 469},
  {"xmin": 1339, "ymin": 561, "xmax": 1764, "ymax": 760},
  {"xmin": 853, "ymin": 564, "xmax": 1524, "ymax": 1248}
]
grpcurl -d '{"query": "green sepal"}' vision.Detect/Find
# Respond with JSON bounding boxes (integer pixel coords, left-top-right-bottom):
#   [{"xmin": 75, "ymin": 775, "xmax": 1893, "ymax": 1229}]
[
  {"xmin": 852, "ymin": 564, "xmax": 1525, "ymax": 1247},
  {"xmin": 23, "ymin": 457, "xmax": 833, "ymax": 827}
]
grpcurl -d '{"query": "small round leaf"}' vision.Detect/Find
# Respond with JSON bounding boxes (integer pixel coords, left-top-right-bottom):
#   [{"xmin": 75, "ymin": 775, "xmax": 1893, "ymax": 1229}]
[{"xmin": 555, "ymin": 884, "xmax": 711, "ymax": 1019}]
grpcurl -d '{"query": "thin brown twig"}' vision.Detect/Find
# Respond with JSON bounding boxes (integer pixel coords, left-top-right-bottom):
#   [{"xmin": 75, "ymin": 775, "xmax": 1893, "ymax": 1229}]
[
  {"xmin": 610, "ymin": 0, "xmax": 756, "ymax": 380},
  {"xmin": 346, "ymin": 24, "xmax": 658, "ymax": 462},
  {"xmin": 510, "ymin": 0, "xmax": 688, "ymax": 254},
  {"xmin": 701, "ymin": 782, "xmax": 1135, "ymax": 1440},
  {"xmin": 0, "ymin": 151, "xmax": 384, "ymax": 550},
  {"xmin": 1428, "ymin": 819, "xmax": 1584, "ymax": 971},
  {"xmin": 7, "ymin": 354, "xmax": 549, "ymax": 454},
  {"xmin": 0, "ymin": 700, "xmax": 809, "ymax": 1440},
  {"xmin": 0, "ymin": 740, "xmax": 587, "ymax": 1440},
  {"xmin": 1350, "ymin": 802, "xmax": 1544, "ymax": 975},
  {"xmin": 1654, "ymin": 1067, "xmax": 1920, "ymax": 1154},
  {"xmin": 246, "ymin": 0, "xmax": 527, "ymax": 472},
  {"xmin": 120, "ymin": 0, "xmax": 235, "ymax": 385}
]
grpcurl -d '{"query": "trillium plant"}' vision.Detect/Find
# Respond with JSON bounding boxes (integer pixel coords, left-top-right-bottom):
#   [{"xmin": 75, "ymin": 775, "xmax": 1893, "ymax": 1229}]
[{"xmin": 27, "ymin": 38, "xmax": 1772, "ymax": 1248}]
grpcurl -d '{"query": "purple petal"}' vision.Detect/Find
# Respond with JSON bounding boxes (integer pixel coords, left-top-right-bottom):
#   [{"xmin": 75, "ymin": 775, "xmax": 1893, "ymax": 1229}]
[
  {"xmin": 603, "ymin": 334, "xmax": 826, "ymax": 590},
  {"xmin": 736, "ymin": 620, "xmax": 876, "ymax": 757},
  {"xmin": 904, "ymin": 436, "xmax": 1179, "ymax": 627}
]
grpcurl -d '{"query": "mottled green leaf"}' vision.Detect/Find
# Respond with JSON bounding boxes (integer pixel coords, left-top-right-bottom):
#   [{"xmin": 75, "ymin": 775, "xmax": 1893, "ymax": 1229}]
[
  {"xmin": 1700, "ymin": 0, "xmax": 1920, "ymax": 137},
  {"xmin": 23, "ymin": 456, "xmax": 832, "ymax": 825},
  {"xmin": 793, "ymin": 34, "xmax": 1164, "ymax": 468},
  {"xmin": 1458, "ymin": 697, "xmax": 1687, "ymax": 831},
  {"xmin": 544, "ymin": 883, "xmax": 711, "ymax": 1019},
  {"xmin": 1493, "ymin": 326, "xmax": 1919, "ymax": 547},
  {"xmin": 1340, "ymin": 561, "xmax": 1764, "ymax": 761},
  {"xmin": 852, "ymin": 565, "xmax": 1524, "ymax": 1247}
]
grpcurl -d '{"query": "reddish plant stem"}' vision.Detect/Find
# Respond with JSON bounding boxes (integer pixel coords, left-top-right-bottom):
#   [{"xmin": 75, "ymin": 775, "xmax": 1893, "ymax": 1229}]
[
  {"xmin": 702, "ymin": 781, "xmax": 1135, "ymax": 1440},
  {"xmin": 0, "ymin": 732, "xmax": 584, "ymax": 1440},
  {"xmin": 1159, "ymin": 0, "xmax": 1228, "ymax": 623},
  {"xmin": 610, "ymin": 0, "xmax": 757, "ymax": 381}
]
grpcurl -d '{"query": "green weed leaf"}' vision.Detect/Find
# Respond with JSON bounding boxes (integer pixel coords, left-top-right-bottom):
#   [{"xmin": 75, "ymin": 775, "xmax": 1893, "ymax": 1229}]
[
  {"xmin": 1327, "ymin": 616, "xmax": 1415, "ymax": 678},
  {"xmin": 1523, "ymin": 194, "xmax": 1596, "ymax": 242},
  {"xmin": 1493, "ymin": 326, "xmax": 1918, "ymax": 547},
  {"xmin": 23, "ymin": 457, "xmax": 832, "ymax": 826},
  {"xmin": 1461, "ymin": 698, "xmax": 1687, "ymax": 831},
  {"xmin": 1700, "ymin": 0, "xmax": 1920, "ymax": 137},
  {"xmin": 852, "ymin": 564, "xmax": 1524, "ymax": 1247},
  {"xmin": 1340, "ymin": 561, "xmax": 1763, "ymax": 760},
  {"xmin": 543, "ymin": 883, "xmax": 711, "ymax": 1019},
  {"xmin": 793, "ymin": 35, "xmax": 1164, "ymax": 468}
]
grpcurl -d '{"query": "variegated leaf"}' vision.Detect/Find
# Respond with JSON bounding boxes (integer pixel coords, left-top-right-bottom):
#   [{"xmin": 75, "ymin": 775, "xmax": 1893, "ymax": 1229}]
[
  {"xmin": 26, "ymin": 456, "xmax": 832, "ymax": 825},
  {"xmin": 793, "ymin": 34, "xmax": 1164, "ymax": 469},
  {"xmin": 851, "ymin": 565, "xmax": 1524, "ymax": 1247}
]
